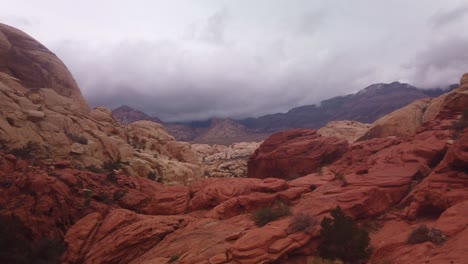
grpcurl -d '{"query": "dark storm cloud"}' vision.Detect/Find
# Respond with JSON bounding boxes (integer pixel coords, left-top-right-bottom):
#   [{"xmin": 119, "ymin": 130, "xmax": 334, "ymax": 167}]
[
  {"xmin": 430, "ymin": 5, "xmax": 468, "ymax": 28},
  {"xmin": 406, "ymin": 36, "xmax": 468, "ymax": 87},
  {"xmin": 31, "ymin": 0, "xmax": 468, "ymax": 122}
]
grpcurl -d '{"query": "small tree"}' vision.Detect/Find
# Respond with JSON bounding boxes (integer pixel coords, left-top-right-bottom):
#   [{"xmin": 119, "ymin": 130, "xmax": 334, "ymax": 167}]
[{"xmin": 318, "ymin": 206, "xmax": 371, "ymax": 263}]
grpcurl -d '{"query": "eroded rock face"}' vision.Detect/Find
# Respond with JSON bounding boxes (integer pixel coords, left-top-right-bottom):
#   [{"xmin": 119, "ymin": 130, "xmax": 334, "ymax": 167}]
[
  {"xmin": 192, "ymin": 142, "xmax": 261, "ymax": 178},
  {"xmin": 317, "ymin": 120, "xmax": 371, "ymax": 143},
  {"xmin": 0, "ymin": 69, "xmax": 203, "ymax": 184},
  {"xmin": 0, "ymin": 23, "xmax": 89, "ymax": 113},
  {"xmin": 247, "ymin": 129, "xmax": 349, "ymax": 179},
  {"xmin": 362, "ymin": 73, "xmax": 468, "ymax": 140}
]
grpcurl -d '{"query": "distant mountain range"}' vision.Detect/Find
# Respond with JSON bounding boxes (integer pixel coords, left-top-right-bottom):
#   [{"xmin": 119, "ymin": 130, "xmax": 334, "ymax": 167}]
[{"xmin": 112, "ymin": 82, "xmax": 457, "ymax": 144}]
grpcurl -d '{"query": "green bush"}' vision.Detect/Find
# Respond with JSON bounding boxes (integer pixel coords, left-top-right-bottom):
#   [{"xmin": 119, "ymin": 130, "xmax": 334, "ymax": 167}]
[
  {"xmin": 334, "ymin": 173, "xmax": 348, "ymax": 187},
  {"xmin": 113, "ymin": 189, "xmax": 127, "ymax": 201},
  {"xmin": 102, "ymin": 158, "xmax": 121, "ymax": 172},
  {"xmin": 407, "ymin": 225, "xmax": 446, "ymax": 245},
  {"xmin": 318, "ymin": 206, "xmax": 371, "ymax": 263},
  {"xmin": 0, "ymin": 215, "xmax": 65, "ymax": 264},
  {"xmin": 147, "ymin": 171, "xmax": 157, "ymax": 181},
  {"xmin": 289, "ymin": 212, "xmax": 316, "ymax": 232},
  {"xmin": 252, "ymin": 202, "xmax": 291, "ymax": 227},
  {"xmin": 9, "ymin": 141, "xmax": 41, "ymax": 160},
  {"xmin": 106, "ymin": 171, "xmax": 118, "ymax": 183}
]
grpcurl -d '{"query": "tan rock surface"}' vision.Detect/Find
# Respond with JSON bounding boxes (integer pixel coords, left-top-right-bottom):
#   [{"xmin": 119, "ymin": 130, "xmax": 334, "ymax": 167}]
[
  {"xmin": 0, "ymin": 23, "xmax": 89, "ymax": 113},
  {"xmin": 192, "ymin": 142, "xmax": 261, "ymax": 178},
  {"xmin": 362, "ymin": 73, "xmax": 468, "ymax": 140},
  {"xmin": 318, "ymin": 120, "xmax": 371, "ymax": 143},
  {"xmin": 0, "ymin": 24, "xmax": 203, "ymax": 184}
]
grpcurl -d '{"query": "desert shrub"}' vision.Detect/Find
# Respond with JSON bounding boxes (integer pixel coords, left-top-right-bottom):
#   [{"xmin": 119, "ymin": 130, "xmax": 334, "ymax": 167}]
[
  {"xmin": 9, "ymin": 141, "xmax": 41, "ymax": 160},
  {"xmin": 334, "ymin": 173, "xmax": 348, "ymax": 187},
  {"xmin": 310, "ymin": 257, "xmax": 342, "ymax": 264},
  {"xmin": 318, "ymin": 206, "xmax": 371, "ymax": 263},
  {"xmin": 316, "ymin": 167, "xmax": 323, "ymax": 176},
  {"xmin": 252, "ymin": 202, "xmax": 291, "ymax": 227},
  {"xmin": 407, "ymin": 225, "xmax": 446, "ymax": 245},
  {"xmin": 106, "ymin": 171, "xmax": 118, "ymax": 183},
  {"xmin": 289, "ymin": 212, "xmax": 316, "ymax": 232},
  {"xmin": 147, "ymin": 171, "xmax": 157, "ymax": 181},
  {"xmin": 102, "ymin": 158, "xmax": 121, "ymax": 172},
  {"xmin": 452, "ymin": 108, "xmax": 468, "ymax": 138},
  {"xmin": 113, "ymin": 189, "xmax": 127, "ymax": 201},
  {"xmin": 168, "ymin": 255, "xmax": 179, "ymax": 263},
  {"xmin": 83, "ymin": 189, "xmax": 93, "ymax": 206},
  {"xmin": 65, "ymin": 132, "xmax": 88, "ymax": 145},
  {"xmin": 85, "ymin": 165, "xmax": 103, "ymax": 173},
  {"xmin": 0, "ymin": 215, "xmax": 65, "ymax": 264},
  {"xmin": 363, "ymin": 219, "xmax": 381, "ymax": 233}
]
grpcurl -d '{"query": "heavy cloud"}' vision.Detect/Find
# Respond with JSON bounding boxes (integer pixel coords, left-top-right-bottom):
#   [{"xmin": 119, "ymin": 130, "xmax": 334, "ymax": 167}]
[{"xmin": 2, "ymin": 0, "xmax": 468, "ymax": 121}]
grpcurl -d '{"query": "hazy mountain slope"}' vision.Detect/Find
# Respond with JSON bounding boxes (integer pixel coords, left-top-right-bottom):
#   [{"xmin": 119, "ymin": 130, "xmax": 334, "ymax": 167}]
[{"xmin": 241, "ymin": 82, "xmax": 455, "ymax": 133}]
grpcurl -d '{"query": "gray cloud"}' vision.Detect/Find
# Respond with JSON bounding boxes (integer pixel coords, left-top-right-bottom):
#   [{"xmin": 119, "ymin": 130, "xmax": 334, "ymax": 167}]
[
  {"xmin": 430, "ymin": 5, "xmax": 468, "ymax": 28},
  {"xmin": 9, "ymin": 0, "xmax": 465, "ymax": 122},
  {"xmin": 405, "ymin": 36, "xmax": 468, "ymax": 88}
]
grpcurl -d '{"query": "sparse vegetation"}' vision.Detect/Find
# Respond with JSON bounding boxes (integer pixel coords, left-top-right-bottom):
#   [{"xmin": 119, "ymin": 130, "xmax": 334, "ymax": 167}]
[
  {"xmin": 318, "ymin": 206, "xmax": 371, "ymax": 263},
  {"xmin": 85, "ymin": 165, "xmax": 103, "ymax": 173},
  {"xmin": 83, "ymin": 189, "xmax": 93, "ymax": 206},
  {"xmin": 102, "ymin": 158, "xmax": 121, "ymax": 172},
  {"xmin": 147, "ymin": 171, "xmax": 157, "ymax": 181},
  {"xmin": 316, "ymin": 167, "xmax": 323, "ymax": 176},
  {"xmin": 452, "ymin": 108, "xmax": 468, "ymax": 138},
  {"xmin": 407, "ymin": 225, "xmax": 446, "ymax": 245},
  {"xmin": 334, "ymin": 172, "xmax": 348, "ymax": 187},
  {"xmin": 168, "ymin": 255, "xmax": 179, "ymax": 263},
  {"xmin": 252, "ymin": 201, "xmax": 291, "ymax": 227},
  {"xmin": 0, "ymin": 215, "xmax": 65, "ymax": 264},
  {"xmin": 289, "ymin": 212, "xmax": 316, "ymax": 232},
  {"xmin": 65, "ymin": 131, "xmax": 88, "ymax": 145},
  {"xmin": 113, "ymin": 189, "xmax": 127, "ymax": 201},
  {"xmin": 310, "ymin": 257, "xmax": 342, "ymax": 264},
  {"xmin": 106, "ymin": 171, "xmax": 118, "ymax": 183},
  {"xmin": 9, "ymin": 141, "xmax": 41, "ymax": 160}
]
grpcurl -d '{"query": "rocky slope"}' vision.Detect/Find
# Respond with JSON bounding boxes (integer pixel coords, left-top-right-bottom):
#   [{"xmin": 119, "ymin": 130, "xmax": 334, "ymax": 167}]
[
  {"xmin": 241, "ymin": 82, "xmax": 454, "ymax": 133},
  {"xmin": 114, "ymin": 83, "xmax": 453, "ymax": 144},
  {"xmin": 192, "ymin": 142, "xmax": 261, "ymax": 178},
  {"xmin": 112, "ymin": 105, "xmax": 163, "ymax": 124},
  {"xmin": 0, "ymin": 24, "xmax": 203, "ymax": 184},
  {"xmin": 1, "ymin": 74, "xmax": 462, "ymax": 263},
  {"xmin": 0, "ymin": 23, "xmax": 89, "ymax": 113}
]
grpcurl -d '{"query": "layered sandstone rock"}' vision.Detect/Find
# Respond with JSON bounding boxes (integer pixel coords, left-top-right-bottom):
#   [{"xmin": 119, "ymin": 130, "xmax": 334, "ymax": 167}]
[
  {"xmin": 317, "ymin": 120, "xmax": 371, "ymax": 143},
  {"xmin": 0, "ymin": 24, "xmax": 203, "ymax": 184},
  {"xmin": 247, "ymin": 129, "xmax": 349, "ymax": 179},
  {"xmin": 0, "ymin": 81, "xmax": 203, "ymax": 183},
  {"xmin": 0, "ymin": 23, "xmax": 89, "ymax": 113},
  {"xmin": 3, "ymin": 72, "xmax": 468, "ymax": 263},
  {"xmin": 192, "ymin": 142, "xmax": 261, "ymax": 178},
  {"xmin": 362, "ymin": 73, "xmax": 468, "ymax": 140}
]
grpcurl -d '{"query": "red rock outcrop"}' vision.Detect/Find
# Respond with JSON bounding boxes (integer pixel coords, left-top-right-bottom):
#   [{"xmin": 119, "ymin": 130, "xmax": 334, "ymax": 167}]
[
  {"xmin": 0, "ymin": 154, "xmax": 192, "ymax": 241},
  {"xmin": 248, "ymin": 129, "xmax": 349, "ymax": 179}
]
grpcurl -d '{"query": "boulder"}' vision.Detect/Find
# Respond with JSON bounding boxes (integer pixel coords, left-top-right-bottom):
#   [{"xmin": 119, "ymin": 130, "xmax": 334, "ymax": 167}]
[{"xmin": 248, "ymin": 129, "xmax": 348, "ymax": 179}]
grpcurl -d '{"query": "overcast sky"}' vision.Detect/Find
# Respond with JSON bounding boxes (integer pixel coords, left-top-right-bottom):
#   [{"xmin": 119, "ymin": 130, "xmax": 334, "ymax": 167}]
[{"xmin": 1, "ymin": 0, "xmax": 468, "ymax": 121}]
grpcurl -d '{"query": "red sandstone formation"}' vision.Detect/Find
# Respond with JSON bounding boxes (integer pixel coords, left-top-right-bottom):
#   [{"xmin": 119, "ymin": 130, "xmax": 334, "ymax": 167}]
[{"xmin": 247, "ymin": 129, "xmax": 349, "ymax": 179}]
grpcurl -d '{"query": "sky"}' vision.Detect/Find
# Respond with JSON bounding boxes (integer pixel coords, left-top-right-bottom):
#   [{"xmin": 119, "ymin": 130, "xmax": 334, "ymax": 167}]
[{"xmin": 1, "ymin": 0, "xmax": 468, "ymax": 122}]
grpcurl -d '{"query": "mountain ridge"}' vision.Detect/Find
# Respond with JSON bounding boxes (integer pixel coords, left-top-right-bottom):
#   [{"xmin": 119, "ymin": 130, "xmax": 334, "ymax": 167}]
[{"xmin": 112, "ymin": 82, "xmax": 455, "ymax": 143}]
